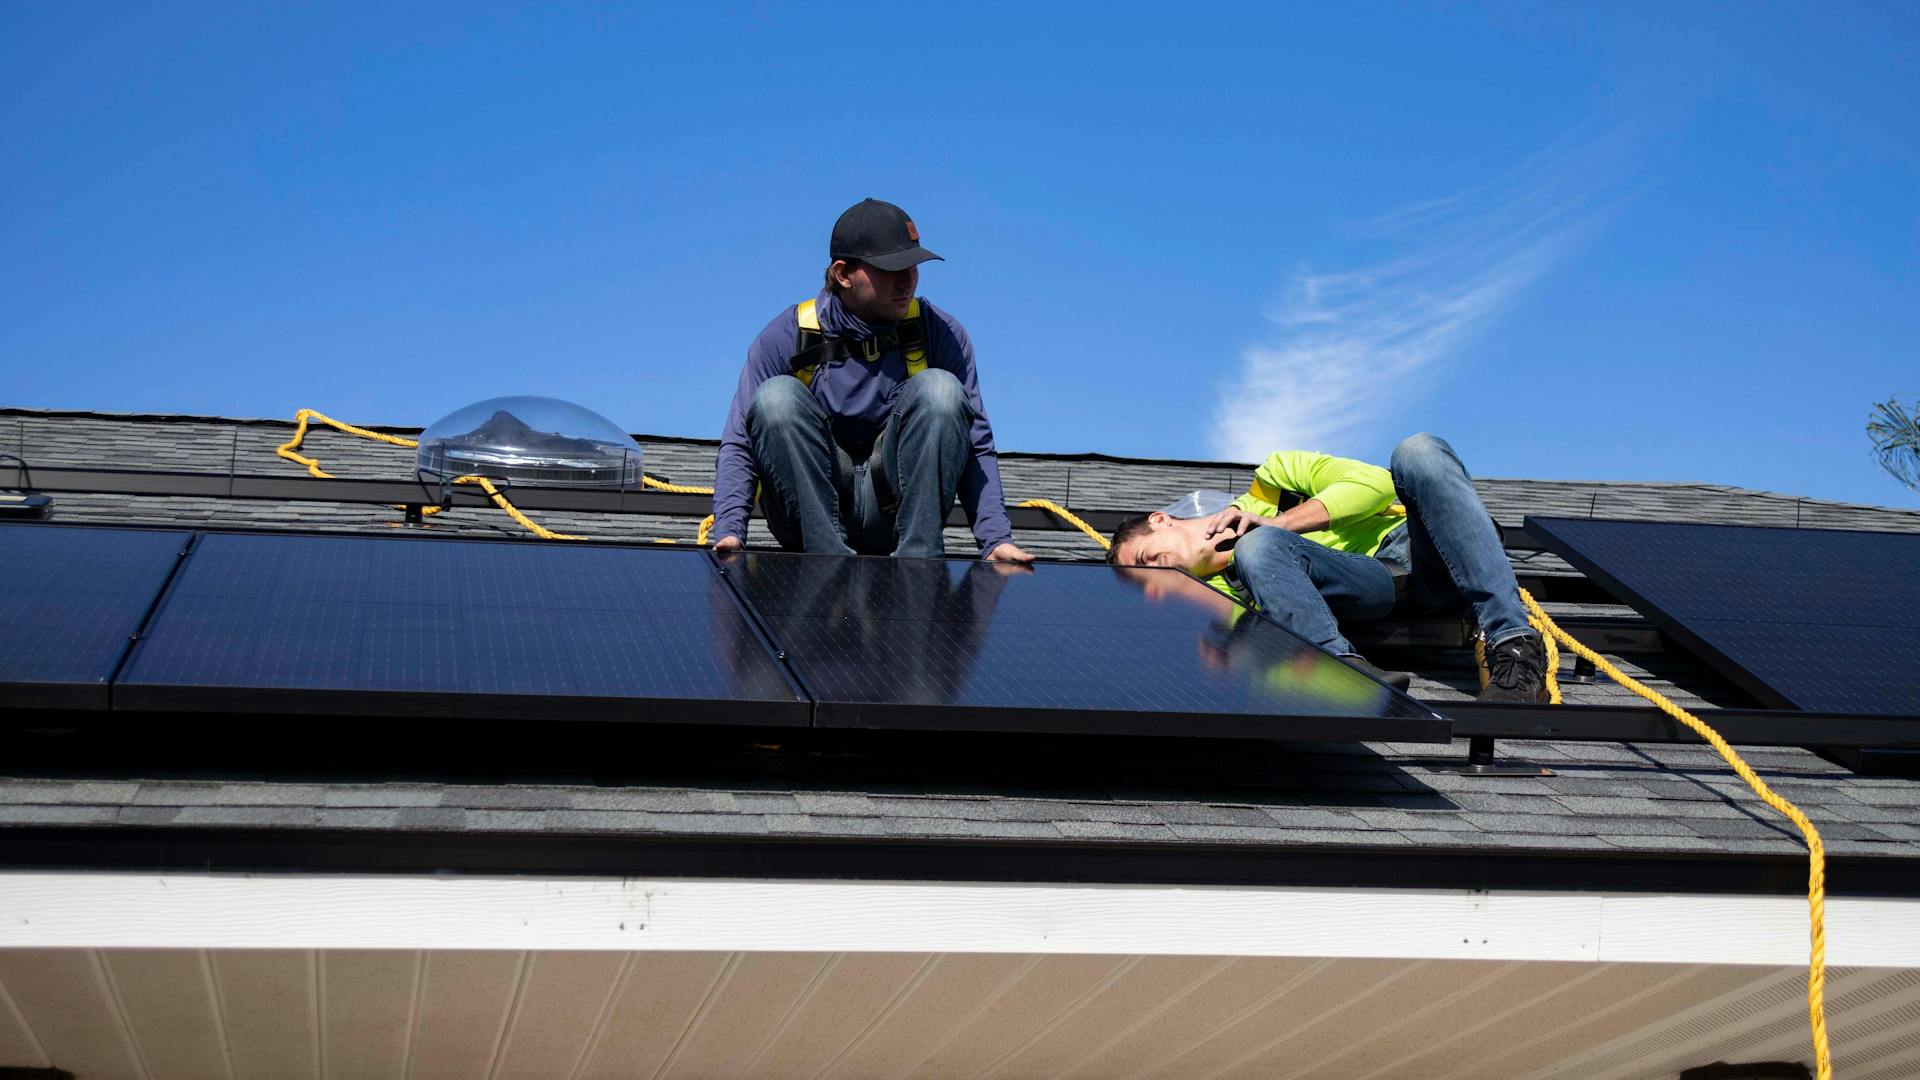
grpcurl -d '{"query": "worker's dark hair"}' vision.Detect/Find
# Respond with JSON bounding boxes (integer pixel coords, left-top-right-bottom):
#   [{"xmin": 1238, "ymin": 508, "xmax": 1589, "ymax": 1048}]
[
  {"xmin": 1105, "ymin": 514, "xmax": 1154, "ymax": 565},
  {"xmin": 823, "ymin": 258, "xmax": 863, "ymax": 295}
]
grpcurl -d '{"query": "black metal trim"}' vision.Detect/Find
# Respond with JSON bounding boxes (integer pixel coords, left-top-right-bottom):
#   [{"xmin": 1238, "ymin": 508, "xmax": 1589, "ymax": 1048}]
[
  {"xmin": 104, "ymin": 531, "xmax": 198, "ymax": 697},
  {"xmin": 810, "ymin": 699, "xmax": 1451, "ymax": 743},
  {"xmin": 2, "ymin": 826, "xmax": 1915, "ymax": 896},
  {"xmin": 1444, "ymin": 701, "xmax": 1920, "ymax": 747},
  {"xmin": 1351, "ymin": 614, "xmax": 1668, "ymax": 655},
  {"xmin": 0, "ymin": 682, "xmax": 106, "ymax": 711},
  {"xmin": 4, "ymin": 465, "xmax": 1579, "ymax": 549},
  {"xmin": 6, "ymin": 465, "xmax": 1140, "ymax": 534}
]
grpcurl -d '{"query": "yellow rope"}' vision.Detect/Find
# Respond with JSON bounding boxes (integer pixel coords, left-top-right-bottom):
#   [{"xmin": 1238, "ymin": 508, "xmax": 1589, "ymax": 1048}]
[
  {"xmin": 1518, "ymin": 588, "xmax": 1829, "ymax": 1079},
  {"xmin": 1019, "ymin": 498, "xmax": 1111, "ymax": 550},
  {"xmin": 640, "ymin": 475, "xmax": 719, "ymax": 545},
  {"xmin": 276, "ymin": 408, "xmax": 720, "ymax": 544},
  {"xmin": 275, "ymin": 408, "xmax": 450, "ymax": 518},
  {"xmin": 643, "ymin": 475, "xmax": 715, "ymax": 495},
  {"xmin": 1027, "ymin": 495, "xmax": 1827, "ymax": 1075},
  {"xmin": 450, "ymin": 475, "xmax": 584, "ymax": 541},
  {"xmin": 276, "ymin": 408, "xmax": 421, "ymax": 474}
]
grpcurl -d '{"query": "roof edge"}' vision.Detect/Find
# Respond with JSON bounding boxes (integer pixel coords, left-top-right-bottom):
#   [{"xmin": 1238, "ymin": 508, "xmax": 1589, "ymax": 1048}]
[
  {"xmin": 4, "ymin": 826, "xmax": 1916, "ymax": 898},
  {"xmin": 5, "ymin": 870, "xmax": 1915, "ymax": 968}
]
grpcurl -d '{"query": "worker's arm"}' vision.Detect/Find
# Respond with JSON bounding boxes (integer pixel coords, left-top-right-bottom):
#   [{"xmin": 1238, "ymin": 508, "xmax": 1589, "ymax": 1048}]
[
  {"xmin": 711, "ymin": 308, "xmax": 800, "ymax": 549},
  {"xmin": 925, "ymin": 302, "xmax": 1030, "ymax": 562},
  {"xmin": 1202, "ymin": 451, "xmax": 1388, "ymax": 541}
]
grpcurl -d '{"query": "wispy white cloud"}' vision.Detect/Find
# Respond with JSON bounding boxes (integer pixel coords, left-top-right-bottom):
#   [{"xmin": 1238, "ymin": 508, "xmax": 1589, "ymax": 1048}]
[{"xmin": 1210, "ymin": 129, "xmax": 1635, "ymax": 462}]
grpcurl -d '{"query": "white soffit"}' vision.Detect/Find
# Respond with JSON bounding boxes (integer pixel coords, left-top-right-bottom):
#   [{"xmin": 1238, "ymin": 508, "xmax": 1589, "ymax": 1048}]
[{"xmin": 1, "ymin": 873, "xmax": 1916, "ymax": 969}]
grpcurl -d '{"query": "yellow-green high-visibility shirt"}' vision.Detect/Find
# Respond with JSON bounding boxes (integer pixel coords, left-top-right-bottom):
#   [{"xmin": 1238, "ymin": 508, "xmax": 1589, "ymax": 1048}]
[{"xmin": 1203, "ymin": 450, "xmax": 1407, "ymax": 606}]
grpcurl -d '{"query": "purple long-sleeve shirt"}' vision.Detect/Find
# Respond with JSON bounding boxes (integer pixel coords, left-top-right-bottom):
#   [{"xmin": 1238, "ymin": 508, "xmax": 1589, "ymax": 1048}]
[{"xmin": 713, "ymin": 290, "xmax": 1014, "ymax": 554}]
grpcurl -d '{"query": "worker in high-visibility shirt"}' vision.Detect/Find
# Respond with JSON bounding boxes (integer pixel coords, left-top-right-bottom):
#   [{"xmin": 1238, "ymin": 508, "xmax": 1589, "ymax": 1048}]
[{"xmin": 1106, "ymin": 433, "xmax": 1550, "ymax": 703}]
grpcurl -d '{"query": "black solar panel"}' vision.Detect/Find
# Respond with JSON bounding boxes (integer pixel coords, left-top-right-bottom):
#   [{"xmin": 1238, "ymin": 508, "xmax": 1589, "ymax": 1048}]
[
  {"xmin": 1527, "ymin": 517, "xmax": 1920, "ymax": 715},
  {"xmin": 0, "ymin": 524, "xmax": 186, "ymax": 709},
  {"xmin": 117, "ymin": 532, "xmax": 807, "ymax": 724},
  {"xmin": 715, "ymin": 551, "xmax": 1447, "ymax": 740}
]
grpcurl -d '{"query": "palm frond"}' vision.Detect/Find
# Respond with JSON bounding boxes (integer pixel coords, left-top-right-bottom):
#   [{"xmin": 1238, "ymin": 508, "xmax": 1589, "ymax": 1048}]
[{"xmin": 1868, "ymin": 396, "xmax": 1920, "ymax": 491}]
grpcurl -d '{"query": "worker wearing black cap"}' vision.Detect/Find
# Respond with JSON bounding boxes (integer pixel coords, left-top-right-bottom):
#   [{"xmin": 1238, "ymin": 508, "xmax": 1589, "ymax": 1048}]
[{"xmin": 711, "ymin": 199, "xmax": 1034, "ymax": 562}]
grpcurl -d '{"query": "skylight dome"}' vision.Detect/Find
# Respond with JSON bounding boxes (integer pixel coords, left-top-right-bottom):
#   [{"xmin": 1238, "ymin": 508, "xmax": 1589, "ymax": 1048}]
[{"xmin": 415, "ymin": 396, "xmax": 644, "ymax": 488}]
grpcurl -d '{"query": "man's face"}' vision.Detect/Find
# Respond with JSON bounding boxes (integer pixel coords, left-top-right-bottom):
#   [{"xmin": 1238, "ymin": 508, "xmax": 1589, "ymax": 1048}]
[
  {"xmin": 833, "ymin": 260, "xmax": 918, "ymax": 323},
  {"xmin": 1115, "ymin": 512, "xmax": 1234, "ymax": 577}
]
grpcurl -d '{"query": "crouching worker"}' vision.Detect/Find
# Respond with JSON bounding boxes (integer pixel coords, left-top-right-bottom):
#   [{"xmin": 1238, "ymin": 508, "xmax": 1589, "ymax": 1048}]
[
  {"xmin": 1106, "ymin": 434, "xmax": 1551, "ymax": 702},
  {"xmin": 710, "ymin": 198, "xmax": 1033, "ymax": 563}
]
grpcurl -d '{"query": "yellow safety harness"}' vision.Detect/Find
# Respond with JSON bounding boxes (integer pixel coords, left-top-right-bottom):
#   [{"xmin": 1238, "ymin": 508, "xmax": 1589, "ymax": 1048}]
[
  {"xmin": 272, "ymin": 410, "xmax": 1830, "ymax": 1078},
  {"xmin": 791, "ymin": 297, "xmax": 929, "ymax": 385}
]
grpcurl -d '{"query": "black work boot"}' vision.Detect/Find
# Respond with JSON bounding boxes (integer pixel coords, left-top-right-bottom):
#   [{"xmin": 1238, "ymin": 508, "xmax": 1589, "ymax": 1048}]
[
  {"xmin": 1340, "ymin": 654, "xmax": 1415, "ymax": 692},
  {"xmin": 1477, "ymin": 633, "xmax": 1549, "ymax": 703}
]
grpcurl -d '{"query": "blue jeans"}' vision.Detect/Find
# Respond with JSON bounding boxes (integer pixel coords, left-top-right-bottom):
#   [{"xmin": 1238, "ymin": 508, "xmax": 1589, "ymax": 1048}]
[
  {"xmin": 1231, "ymin": 527, "xmax": 1395, "ymax": 657},
  {"xmin": 1233, "ymin": 433, "xmax": 1531, "ymax": 654},
  {"xmin": 747, "ymin": 371, "xmax": 972, "ymax": 557}
]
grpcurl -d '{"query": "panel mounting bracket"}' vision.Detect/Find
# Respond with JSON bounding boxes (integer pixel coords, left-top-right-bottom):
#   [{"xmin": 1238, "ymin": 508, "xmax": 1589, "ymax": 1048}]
[{"xmin": 1454, "ymin": 735, "xmax": 1554, "ymax": 777}]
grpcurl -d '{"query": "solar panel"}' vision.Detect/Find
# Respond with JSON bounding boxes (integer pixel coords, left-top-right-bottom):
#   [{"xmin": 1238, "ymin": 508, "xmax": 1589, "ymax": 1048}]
[
  {"xmin": 1527, "ymin": 516, "xmax": 1920, "ymax": 715},
  {"xmin": 0, "ymin": 524, "xmax": 186, "ymax": 709},
  {"xmin": 117, "ymin": 532, "xmax": 808, "ymax": 724},
  {"xmin": 714, "ymin": 551, "xmax": 1448, "ymax": 740}
]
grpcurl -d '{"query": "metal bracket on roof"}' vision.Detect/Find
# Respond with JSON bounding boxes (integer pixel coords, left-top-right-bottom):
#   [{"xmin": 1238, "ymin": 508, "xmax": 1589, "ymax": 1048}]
[
  {"xmin": 1565, "ymin": 654, "xmax": 1598, "ymax": 684},
  {"xmin": 1455, "ymin": 735, "xmax": 1554, "ymax": 777},
  {"xmin": 0, "ymin": 453, "xmax": 52, "ymax": 520}
]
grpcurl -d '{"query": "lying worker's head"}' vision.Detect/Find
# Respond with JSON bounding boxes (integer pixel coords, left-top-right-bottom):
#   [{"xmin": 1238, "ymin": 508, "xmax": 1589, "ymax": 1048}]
[
  {"xmin": 1106, "ymin": 512, "xmax": 1236, "ymax": 577},
  {"xmin": 824, "ymin": 198, "xmax": 943, "ymax": 323}
]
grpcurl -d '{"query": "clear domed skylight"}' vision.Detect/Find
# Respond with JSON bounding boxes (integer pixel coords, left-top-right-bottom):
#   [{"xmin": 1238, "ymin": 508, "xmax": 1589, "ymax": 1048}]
[{"xmin": 415, "ymin": 396, "xmax": 644, "ymax": 488}]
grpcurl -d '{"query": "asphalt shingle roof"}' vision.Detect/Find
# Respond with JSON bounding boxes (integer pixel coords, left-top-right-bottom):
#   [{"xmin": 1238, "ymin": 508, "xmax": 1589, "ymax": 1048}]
[{"xmin": 4, "ymin": 406, "xmax": 1919, "ymax": 875}]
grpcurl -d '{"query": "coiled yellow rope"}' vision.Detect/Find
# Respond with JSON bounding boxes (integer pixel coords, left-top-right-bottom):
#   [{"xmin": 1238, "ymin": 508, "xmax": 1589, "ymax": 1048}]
[
  {"xmin": 276, "ymin": 408, "xmax": 717, "ymax": 544},
  {"xmin": 1025, "ymin": 498, "xmax": 1830, "ymax": 1078}
]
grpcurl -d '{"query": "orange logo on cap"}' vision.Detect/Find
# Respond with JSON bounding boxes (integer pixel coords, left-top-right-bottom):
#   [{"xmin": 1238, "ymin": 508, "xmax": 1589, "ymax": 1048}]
[{"xmin": 905, "ymin": 221, "xmax": 919, "ymax": 241}]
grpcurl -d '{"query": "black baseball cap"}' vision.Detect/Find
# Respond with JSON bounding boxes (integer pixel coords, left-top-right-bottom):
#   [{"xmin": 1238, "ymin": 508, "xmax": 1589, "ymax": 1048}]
[{"xmin": 830, "ymin": 198, "xmax": 943, "ymax": 272}]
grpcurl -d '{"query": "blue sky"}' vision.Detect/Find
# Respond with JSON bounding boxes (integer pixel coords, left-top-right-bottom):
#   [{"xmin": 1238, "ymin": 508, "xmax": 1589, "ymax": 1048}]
[{"xmin": 3, "ymin": 2, "xmax": 1916, "ymax": 507}]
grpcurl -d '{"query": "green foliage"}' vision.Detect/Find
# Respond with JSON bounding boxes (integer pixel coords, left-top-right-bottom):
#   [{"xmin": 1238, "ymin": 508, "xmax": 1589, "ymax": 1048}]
[{"xmin": 1868, "ymin": 396, "xmax": 1920, "ymax": 492}]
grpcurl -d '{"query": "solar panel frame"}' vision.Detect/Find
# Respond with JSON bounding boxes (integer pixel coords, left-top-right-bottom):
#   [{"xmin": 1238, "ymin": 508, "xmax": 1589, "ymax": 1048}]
[
  {"xmin": 712, "ymin": 549, "xmax": 1450, "ymax": 742},
  {"xmin": 0, "ymin": 523, "xmax": 190, "ymax": 710},
  {"xmin": 114, "ymin": 530, "xmax": 812, "ymax": 726},
  {"xmin": 1526, "ymin": 515, "xmax": 1920, "ymax": 716}
]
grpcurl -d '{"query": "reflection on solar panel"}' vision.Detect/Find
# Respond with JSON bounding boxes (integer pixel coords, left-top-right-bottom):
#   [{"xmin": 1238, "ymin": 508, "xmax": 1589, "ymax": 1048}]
[
  {"xmin": 715, "ymin": 551, "xmax": 1447, "ymax": 740},
  {"xmin": 1528, "ymin": 516, "xmax": 1920, "ymax": 715},
  {"xmin": 0, "ymin": 524, "xmax": 185, "ymax": 709},
  {"xmin": 117, "ymin": 532, "xmax": 807, "ymax": 724}
]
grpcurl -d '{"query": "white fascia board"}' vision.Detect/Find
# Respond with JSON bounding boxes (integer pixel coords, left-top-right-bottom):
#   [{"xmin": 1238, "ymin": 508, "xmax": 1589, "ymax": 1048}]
[{"xmin": 0, "ymin": 873, "xmax": 1914, "ymax": 969}]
